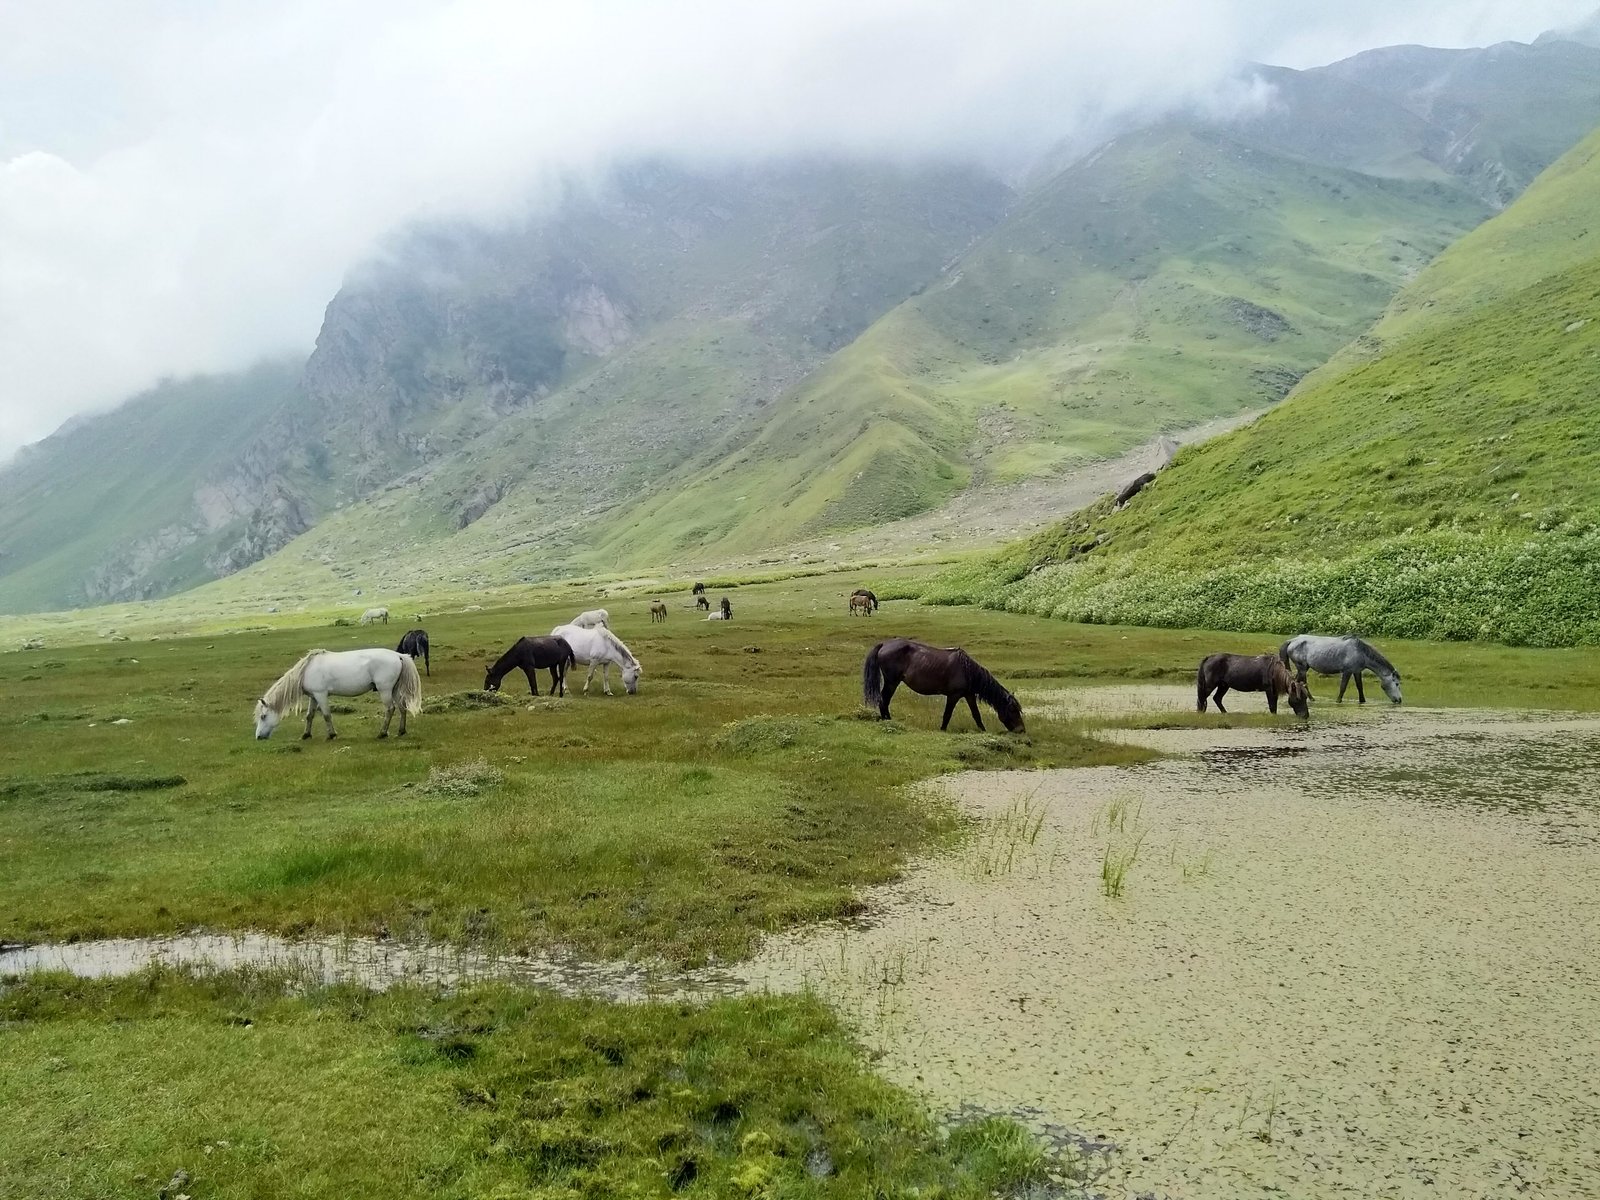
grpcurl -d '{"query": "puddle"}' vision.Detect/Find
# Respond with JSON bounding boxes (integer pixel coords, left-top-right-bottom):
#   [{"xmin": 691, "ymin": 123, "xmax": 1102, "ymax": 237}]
[
  {"xmin": 741, "ymin": 699, "xmax": 1600, "ymax": 1199},
  {"xmin": 0, "ymin": 932, "xmax": 743, "ymax": 1003}
]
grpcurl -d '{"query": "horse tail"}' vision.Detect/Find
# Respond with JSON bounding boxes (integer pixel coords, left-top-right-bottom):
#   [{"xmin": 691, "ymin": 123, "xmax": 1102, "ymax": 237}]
[
  {"xmin": 394, "ymin": 653, "xmax": 423, "ymax": 715},
  {"xmin": 421, "ymin": 634, "xmax": 430, "ymax": 677},
  {"xmin": 862, "ymin": 642, "xmax": 885, "ymax": 709},
  {"xmin": 1196, "ymin": 656, "xmax": 1212, "ymax": 711},
  {"xmin": 1278, "ymin": 639, "xmax": 1294, "ymax": 667}
]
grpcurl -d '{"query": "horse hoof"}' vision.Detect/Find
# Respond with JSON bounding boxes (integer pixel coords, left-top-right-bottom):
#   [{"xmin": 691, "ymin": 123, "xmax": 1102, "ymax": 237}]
[
  {"xmin": 301, "ymin": 732, "xmax": 312, "ymax": 740},
  {"xmin": 327, "ymin": 734, "xmax": 337, "ymax": 741},
  {"xmin": 378, "ymin": 732, "xmax": 388, "ymax": 739}
]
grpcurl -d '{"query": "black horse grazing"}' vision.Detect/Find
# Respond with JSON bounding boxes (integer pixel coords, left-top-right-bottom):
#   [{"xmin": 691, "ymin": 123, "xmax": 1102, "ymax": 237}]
[
  {"xmin": 862, "ymin": 638, "xmax": 1025, "ymax": 732},
  {"xmin": 484, "ymin": 636, "xmax": 576, "ymax": 697},
  {"xmin": 695, "ymin": 594, "xmax": 710, "ymax": 611},
  {"xmin": 396, "ymin": 628, "xmax": 430, "ymax": 676},
  {"xmin": 1115, "ymin": 471, "xmax": 1156, "ymax": 508},
  {"xmin": 1196, "ymin": 653, "xmax": 1309, "ymax": 717},
  {"xmin": 692, "ymin": 582, "xmax": 706, "ymax": 596}
]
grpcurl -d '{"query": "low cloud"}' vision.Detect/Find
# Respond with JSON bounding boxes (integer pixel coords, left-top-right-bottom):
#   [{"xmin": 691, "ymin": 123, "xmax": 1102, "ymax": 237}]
[{"xmin": 1, "ymin": 0, "xmax": 1591, "ymax": 454}]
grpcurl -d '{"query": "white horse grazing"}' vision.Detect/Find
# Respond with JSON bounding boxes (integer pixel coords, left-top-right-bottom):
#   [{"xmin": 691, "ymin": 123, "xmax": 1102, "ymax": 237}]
[
  {"xmin": 551, "ymin": 623, "xmax": 641, "ymax": 695},
  {"xmin": 358, "ymin": 607, "xmax": 390, "ymax": 625},
  {"xmin": 253, "ymin": 648, "xmax": 421, "ymax": 740},
  {"xmin": 570, "ymin": 608, "xmax": 609, "ymax": 629},
  {"xmin": 704, "ymin": 610, "xmax": 728, "ymax": 620}
]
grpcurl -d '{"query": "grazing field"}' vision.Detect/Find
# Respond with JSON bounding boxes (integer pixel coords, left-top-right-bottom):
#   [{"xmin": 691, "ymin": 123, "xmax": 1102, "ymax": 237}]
[{"xmin": 7, "ymin": 571, "xmax": 1600, "ymax": 1198}]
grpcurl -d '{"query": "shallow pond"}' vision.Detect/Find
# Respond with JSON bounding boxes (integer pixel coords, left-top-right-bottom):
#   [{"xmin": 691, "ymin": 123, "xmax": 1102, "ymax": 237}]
[{"xmin": 744, "ymin": 696, "xmax": 1600, "ymax": 1198}]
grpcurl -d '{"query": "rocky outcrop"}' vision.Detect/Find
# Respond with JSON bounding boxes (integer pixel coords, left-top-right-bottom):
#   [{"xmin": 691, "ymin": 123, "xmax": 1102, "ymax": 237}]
[{"xmin": 205, "ymin": 484, "xmax": 312, "ymax": 577}]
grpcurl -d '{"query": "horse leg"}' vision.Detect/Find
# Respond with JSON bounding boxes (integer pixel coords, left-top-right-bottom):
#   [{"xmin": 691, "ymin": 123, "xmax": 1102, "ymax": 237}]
[
  {"xmin": 879, "ymin": 673, "xmax": 900, "ymax": 720},
  {"xmin": 302, "ymin": 703, "xmax": 315, "ymax": 739},
  {"xmin": 524, "ymin": 666, "xmax": 539, "ymax": 697},
  {"xmin": 319, "ymin": 694, "xmax": 337, "ymax": 740},
  {"xmin": 378, "ymin": 696, "xmax": 394, "ymax": 738},
  {"xmin": 582, "ymin": 660, "xmax": 597, "ymax": 695},
  {"xmin": 1337, "ymin": 674, "xmax": 1350, "ymax": 703},
  {"xmin": 1213, "ymin": 686, "xmax": 1228, "ymax": 714},
  {"xmin": 1355, "ymin": 673, "xmax": 1366, "ymax": 705},
  {"xmin": 1267, "ymin": 686, "xmax": 1279, "ymax": 715},
  {"xmin": 965, "ymin": 693, "xmax": 986, "ymax": 732},
  {"xmin": 940, "ymin": 695, "xmax": 959, "ymax": 731},
  {"xmin": 600, "ymin": 661, "xmax": 613, "ymax": 696}
]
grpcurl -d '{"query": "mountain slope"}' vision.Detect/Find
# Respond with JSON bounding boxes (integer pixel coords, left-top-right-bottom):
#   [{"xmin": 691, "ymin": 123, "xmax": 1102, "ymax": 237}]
[
  {"xmin": 0, "ymin": 362, "xmax": 303, "ymax": 610},
  {"xmin": 932, "ymin": 128, "xmax": 1600, "ymax": 646},
  {"xmin": 3, "ymin": 30, "xmax": 1600, "ymax": 615},
  {"xmin": 0, "ymin": 161, "xmax": 1009, "ymax": 611}
]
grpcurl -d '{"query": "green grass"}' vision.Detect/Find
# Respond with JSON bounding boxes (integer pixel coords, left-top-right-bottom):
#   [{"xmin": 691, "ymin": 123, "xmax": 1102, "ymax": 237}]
[
  {"xmin": 934, "ymin": 128, "xmax": 1600, "ymax": 646},
  {"xmin": 0, "ymin": 572, "xmax": 1152, "ymax": 963},
  {"xmin": 0, "ymin": 969, "xmax": 1062, "ymax": 1200}
]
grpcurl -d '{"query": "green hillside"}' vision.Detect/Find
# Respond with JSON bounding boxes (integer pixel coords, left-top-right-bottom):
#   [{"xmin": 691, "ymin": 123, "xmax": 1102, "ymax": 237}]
[
  {"xmin": 0, "ymin": 362, "xmax": 302, "ymax": 611},
  {"xmin": 592, "ymin": 125, "xmax": 1489, "ymax": 567},
  {"xmin": 4, "ymin": 30, "xmax": 1599, "ymax": 616},
  {"xmin": 931, "ymin": 129, "xmax": 1600, "ymax": 646}
]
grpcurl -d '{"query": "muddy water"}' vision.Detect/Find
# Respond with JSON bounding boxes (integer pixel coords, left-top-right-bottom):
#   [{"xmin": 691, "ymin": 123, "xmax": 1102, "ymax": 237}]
[
  {"xmin": 744, "ymin": 700, "xmax": 1600, "ymax": 1198},
  {"xmin": 0, "ymin": 932, "xmax": 741, "ymax": 1003}
]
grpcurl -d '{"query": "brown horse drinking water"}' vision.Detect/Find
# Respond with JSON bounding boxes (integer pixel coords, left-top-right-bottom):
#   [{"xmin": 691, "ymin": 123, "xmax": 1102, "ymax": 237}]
[
  {"xmin": 862, "ymin": 638, "xmax": 1025, "ymax": 732},
  {"xmin": 1196, "ymin": 652, "xmax": 1309, "ymax": 717}
]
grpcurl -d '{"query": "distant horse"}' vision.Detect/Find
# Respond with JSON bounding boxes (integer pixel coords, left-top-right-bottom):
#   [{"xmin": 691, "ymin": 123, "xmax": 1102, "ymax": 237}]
[
  {"xmin": 695, "ymin": 595, "xmax": 710, "ymax": 612},
  {"xmin": 551, "ymin": 623, "xmax": 643, "ymax": 695},
  {"xmin": 650, "ymin": 600, "xmax": 668, "ymax": 623},
  {"xmin": 396, "ymin": 628, "xmax": 430, "ymax": 676},
  {"xmin": 849, "ymin": 589, "xmax": 878, "ymax": 616},
  {"xmin": 484, "ymin": 635, "xmax": 575, "ymax": 697},
  {"xmin": 862, "ymin": 638, "xmax": 1025, "ymax": 732},
  {"xmin": 358, "ymin": 607, "xmax": 389, "ymax": 625},
  {"xmin": 692, "ymin": 582, "xmax": 706, "ymax": 596},
  {"xmin": 1280, "ymin": 634, "xmax": 1402, "ymax": 705},
  {"xmin": 571, "ymin": 608, "xmax": 609, "ymax": 629},
  {"xmin": 1114, "ymin": 472, "xmax": 1156, "ymax": 508},
  {"xmin": 705, "ymin": 597, "xmax": 732, "ymax": 620},
  {"xmin": 253, "ymin": 648, "xmax": 421, "ymax": 740},
  {"xmin": 1197, "ymin": 653, "xmax": 1309, "ymax": 717}
]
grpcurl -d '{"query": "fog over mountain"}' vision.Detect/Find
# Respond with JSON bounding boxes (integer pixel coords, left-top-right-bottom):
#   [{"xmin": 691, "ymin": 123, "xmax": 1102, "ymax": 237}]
[{"xmin": 2, "ymin": 0, "xmax": 1593, "ymax": 457}]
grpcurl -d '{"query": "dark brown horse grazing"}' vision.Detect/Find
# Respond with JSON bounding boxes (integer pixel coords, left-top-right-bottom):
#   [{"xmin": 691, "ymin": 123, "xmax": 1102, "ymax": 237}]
[
  {"xmin": 1196, "ymin": 653, "xmax": 1309, "ymax": 717},
  {"xmin": 484, "ymin": 636, "xmax": 575, "ymax": 697},
  {"xmin": 695, "ymin": 594, "xmax": 710, "ymax": 612},
  {"xmin": 396, "ymin": 628, "xmax": 430, "ymax": 676},
  {"xmin": 849, "ymin": 588, "xmax": 879, "ymax": 615},
  {"xmin": 692, "ymin": 582, "xmax": 706, "ymax": 596},
  {"xmin": 863, "ymin": 639, "xmax": 1025, "ymax": 732}
]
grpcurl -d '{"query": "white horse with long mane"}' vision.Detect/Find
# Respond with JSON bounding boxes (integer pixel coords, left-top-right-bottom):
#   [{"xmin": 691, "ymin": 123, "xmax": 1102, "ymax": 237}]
[
  {"xmin": 253, "ymin": 648, "xmax": 421, "ymax": 739},
  {"xmin": 551, "ymin": 623, "xmax": 642, "ymax": 695},
  {"xmin": 358, "ymin": 607, "xmax": 389, "ymax": 625},
  {"xmin": 570, "ymin": 608, "xmax": 609, "ymax": 629}
]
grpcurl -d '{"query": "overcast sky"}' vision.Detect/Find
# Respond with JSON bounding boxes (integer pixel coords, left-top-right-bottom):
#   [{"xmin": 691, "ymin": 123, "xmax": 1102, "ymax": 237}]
[{"xmin": 0, "ymin": 0, "xmax": 1592, "ymax": 456}]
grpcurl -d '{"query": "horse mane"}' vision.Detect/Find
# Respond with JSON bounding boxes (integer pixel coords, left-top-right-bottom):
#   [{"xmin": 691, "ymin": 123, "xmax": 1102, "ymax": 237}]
[
  {"xmin": 594, "ymin": 625, "xmax": 638, "ymax": 666},
  {"xmin": 487, "ymin": 639, "xmax": 528, "ymax": 681},
  {"xmin": 261, "ymin": 649, "xmax": 326, "ymax": 715},
  {"xmin": 955, "ymin": 649, "xmax": 1022, "ymax": 727},
  {"xmin": 1353, "ymin": 638, "xmax": 1398, "ymax": 677}
]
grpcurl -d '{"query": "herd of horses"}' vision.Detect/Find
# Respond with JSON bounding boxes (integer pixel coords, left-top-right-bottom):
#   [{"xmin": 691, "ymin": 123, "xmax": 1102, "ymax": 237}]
[{"xmin": 252, "ymin": 585, "xmax": 1402, "ymax": 740}]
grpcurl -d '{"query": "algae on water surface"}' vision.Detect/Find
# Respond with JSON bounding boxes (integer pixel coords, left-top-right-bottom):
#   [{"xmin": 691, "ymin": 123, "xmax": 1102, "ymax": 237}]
[{"xmin": 743, "ymin": 700, "xmax": 1600, "ymax": 1199}]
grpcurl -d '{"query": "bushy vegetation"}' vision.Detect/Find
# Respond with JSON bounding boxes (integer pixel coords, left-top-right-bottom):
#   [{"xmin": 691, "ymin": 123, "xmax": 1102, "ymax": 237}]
[{"xmin": 934, "ymin": 129, "xmax": 1600, "ymax": 646}]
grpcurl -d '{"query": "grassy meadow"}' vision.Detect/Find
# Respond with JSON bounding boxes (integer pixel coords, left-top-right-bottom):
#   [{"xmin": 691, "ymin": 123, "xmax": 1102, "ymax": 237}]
[{"xmin": 9, "ymin": 569, "xmax": 1600, "ymax": 1198}]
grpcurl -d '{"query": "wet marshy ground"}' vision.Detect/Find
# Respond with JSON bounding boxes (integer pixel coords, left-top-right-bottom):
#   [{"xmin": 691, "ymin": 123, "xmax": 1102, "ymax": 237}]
[
  {"xmin": 743, "ymin": 694, "xmax": 1600, "ymax": 1198},
  {"xmin": 7, "ymin": 694, "xmax": 1600, "ymax": 1198}
]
